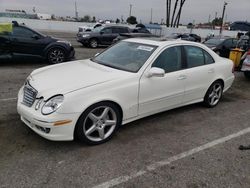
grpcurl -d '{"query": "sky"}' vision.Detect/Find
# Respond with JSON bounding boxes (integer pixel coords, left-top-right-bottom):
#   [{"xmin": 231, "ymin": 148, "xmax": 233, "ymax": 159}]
[{"xmin": 0, "ymin": 0, "xmax": 250, "ymax": 24}]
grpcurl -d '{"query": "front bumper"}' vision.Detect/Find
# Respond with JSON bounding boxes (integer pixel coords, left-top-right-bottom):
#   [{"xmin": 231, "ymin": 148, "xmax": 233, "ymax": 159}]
[
  {"xmin": 76, "ymin": 35, "xmax": 90, "ymax": 45},
  {"xmin": 66, "ymin": 47, "xmax": 75, "ymax": 60},
  {"xmin": 17, "ymin": 87, "xmax": 80, "ymax": 141}
]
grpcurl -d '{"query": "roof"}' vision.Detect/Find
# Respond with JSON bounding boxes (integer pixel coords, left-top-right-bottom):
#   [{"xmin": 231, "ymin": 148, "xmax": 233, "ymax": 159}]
[{"xmin": 124, "ymin": 38, "xmax": 201, "ymax": 47}]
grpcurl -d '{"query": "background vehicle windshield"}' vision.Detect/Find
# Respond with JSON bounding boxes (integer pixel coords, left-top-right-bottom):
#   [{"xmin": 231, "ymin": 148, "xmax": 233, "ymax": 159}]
[
  {"xmin": 92, "ymin": 41, "xmax": 157, "ymax": 72},
  {"xmin": 204, "ymin": 38, "xmax": 225, "ymax": 45},
  {"xmin": 92, "ymin": 26, "xmax": 104, "ymax": 33}
]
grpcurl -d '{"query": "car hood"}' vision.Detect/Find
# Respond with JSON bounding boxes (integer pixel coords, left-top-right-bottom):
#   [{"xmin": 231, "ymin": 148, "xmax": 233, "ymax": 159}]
[{"xmin": 29, "ymin": 59, "xmax": 126, "ymax": 100}]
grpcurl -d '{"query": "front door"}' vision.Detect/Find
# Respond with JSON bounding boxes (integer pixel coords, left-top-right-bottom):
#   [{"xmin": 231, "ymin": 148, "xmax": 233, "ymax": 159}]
[
  {"xmin": 9, "ymin": 26, "xmax": 46, "ymax": 57},
  {"xmin": 139, "ymin": 46, "xmax": 186, "ymax": 115}
]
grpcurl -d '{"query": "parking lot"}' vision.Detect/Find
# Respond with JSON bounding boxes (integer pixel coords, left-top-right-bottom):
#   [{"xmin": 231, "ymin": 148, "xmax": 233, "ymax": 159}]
[{"xmin": 1, "ymin": 31, "xmax": 250, "ymax": 188}]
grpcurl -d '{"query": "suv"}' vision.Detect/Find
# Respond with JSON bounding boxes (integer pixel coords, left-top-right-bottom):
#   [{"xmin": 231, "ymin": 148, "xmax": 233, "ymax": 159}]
[
  {"xmin": 0, "ymin": 21, "xmax": 75, "ymax": 64},
  {"xmin": 77, "ymin": 25, "xmax": 130, "ymax": 48}
]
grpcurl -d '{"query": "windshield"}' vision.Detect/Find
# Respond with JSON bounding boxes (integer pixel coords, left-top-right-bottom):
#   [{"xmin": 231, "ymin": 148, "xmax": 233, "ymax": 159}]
[
  {"xmin": 92, "ymin": 26, "xmax": 104, "ymax": 33},
  {"xmin": 204, "ymin": 38, "xmax": 225, "ymax": 45},
  {"xmin": 92, "ymin": 41, "xmax": 157, "ymax": 72}
]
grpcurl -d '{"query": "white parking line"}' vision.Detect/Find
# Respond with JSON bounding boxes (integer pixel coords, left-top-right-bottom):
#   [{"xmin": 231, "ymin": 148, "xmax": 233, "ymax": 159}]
[
  {"xmin": 0, "ymin": 97, "xmax": 17, "ymax": 102},
  {"xmin": 93, "ymin": 126, "xmax": 250, "ymax": 188}
]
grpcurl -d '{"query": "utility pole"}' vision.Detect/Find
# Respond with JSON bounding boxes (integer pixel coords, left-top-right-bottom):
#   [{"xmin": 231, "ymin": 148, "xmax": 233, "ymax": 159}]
[
  {"xmin": 129, "ymin": 4, "xmax": 132, "ymax": 17},
  {"xmin": 150, "ymin": 8, "xmax": 153, "ymax": 23},
  {"xmin": 220, "ymin": 2, "xmax": 228, "ymax": 35},
  {"xmin": 75, "ymin": 1, "xmax": 78, "ymax": 20}
]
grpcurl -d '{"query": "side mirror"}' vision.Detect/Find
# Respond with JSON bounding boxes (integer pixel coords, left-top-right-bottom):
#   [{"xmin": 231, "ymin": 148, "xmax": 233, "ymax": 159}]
[
  {"xmin": 32, "ymin": 34, "xmax": 40, "ymax": 40},
  {"xmin": 100, "ymin": 31, "xmax": 104, "ymax": 35},
  {"xmin": 94, "ymin": 53, "xmax": 100, "ymax": 57},
  {"xmin": 147, "ymin": 67, "xmax": 165, "ymax": 78}
]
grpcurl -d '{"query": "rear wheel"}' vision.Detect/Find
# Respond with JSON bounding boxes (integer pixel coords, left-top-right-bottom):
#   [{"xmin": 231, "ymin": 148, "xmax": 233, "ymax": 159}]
[
  {"xmin": 75, "ymin": 102, "xmax": 122, "ymax": 145},
  {"xmin": 203, "ymin": 81, "xmax": 223, "ymax": 108},
  {"xmin": 47, "ymin": 48, "xmax": 65, "ymax": 64},
  {"xmin": 244, "ymin": 72, "xmax": 250, "ymax": 80}
]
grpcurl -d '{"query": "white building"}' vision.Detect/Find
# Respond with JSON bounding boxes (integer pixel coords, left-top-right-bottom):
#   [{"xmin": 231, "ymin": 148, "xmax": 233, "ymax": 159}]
[{"xmin": 36, "ymin": 13, "xmax": 51, "ymax": 20}]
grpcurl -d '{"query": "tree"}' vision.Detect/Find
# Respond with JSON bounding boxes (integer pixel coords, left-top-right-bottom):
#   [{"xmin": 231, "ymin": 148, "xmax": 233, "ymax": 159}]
[
  {"xmin": 126, "ymin": 16, "xmax": 137, "ymax": 24},
  {"xmin": 212, "ymin": 17, "xmax": 223, "ymax": 26},
  {"xmin": 187, "ymin": 22, "xmax": 193, "ymax": 29},
  {"xmin": 92, "ymin": 16, "xmax": 96, "ymax": 23},
  {"xmin": 81, "ymin": 15, "xmax": 91, "ymax": 22},
  {"xmin": 116, "ymin": 18, "xmax": 120, "ymax": 24},
  {"xmin": 166, "ymin": 0, "xmax": 187, "ymax": 28}
]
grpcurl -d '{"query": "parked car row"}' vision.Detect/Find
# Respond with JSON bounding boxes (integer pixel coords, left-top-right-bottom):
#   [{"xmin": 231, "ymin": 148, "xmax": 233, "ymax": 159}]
[{"xmin": 0, "ymin": 21, "xmax": 75, "ymax": 64}]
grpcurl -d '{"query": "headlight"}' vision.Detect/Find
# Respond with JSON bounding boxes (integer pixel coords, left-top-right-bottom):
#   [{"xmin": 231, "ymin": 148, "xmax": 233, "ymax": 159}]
[
  {"xmin": 41, "ymin": 95, "xmax": 64, "ymax": 115},
  {"xmin": 82, "ymin": 34, "xmax": 90, "ymax": 38},
  {"xmin": 57, "ymin": 40, "xmax": 72, "ymax": 46}
]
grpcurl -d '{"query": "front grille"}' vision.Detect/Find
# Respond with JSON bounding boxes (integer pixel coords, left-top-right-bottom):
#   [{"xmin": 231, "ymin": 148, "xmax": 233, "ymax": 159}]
[{"xmin": 23, "ymin": 82, "xmax": 37, "ymax": 107}]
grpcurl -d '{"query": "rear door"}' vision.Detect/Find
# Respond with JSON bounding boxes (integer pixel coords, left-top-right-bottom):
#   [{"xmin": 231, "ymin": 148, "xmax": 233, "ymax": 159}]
[
  {"xmin": 9, "ymin": 26, "xmax": 46, "ymax": 56},
  {"xmin": 99, "ymin": 27, "xmax": 113, "ymax": 45},
  {"xmin": 182, "ymin": 45, "xmax": 216, "ymax": 103},
  {"xmin": 0, "ymin": 32, "xmax": 11, "ymax": 58}
]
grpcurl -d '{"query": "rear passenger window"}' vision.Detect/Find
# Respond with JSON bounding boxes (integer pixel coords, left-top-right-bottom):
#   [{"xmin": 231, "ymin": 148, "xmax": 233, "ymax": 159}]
[
  {"xmin": 203, "ymin": 50, "xmax": 214, "ymax": 64},
  {"xmin": 152, "ymin": 46, "xmax": 182, "ymax": 73},
  {"xmin": 184, "ymin": 46, "xmax": 204, "ymax": 68}
]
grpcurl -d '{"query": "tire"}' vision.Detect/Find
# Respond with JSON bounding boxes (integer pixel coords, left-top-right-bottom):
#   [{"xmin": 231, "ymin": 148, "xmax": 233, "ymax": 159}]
[
  {"xmin": 244, "ymin": 72, "xmax": 250, "ymax": 80},
  {"xmin": 75, "ymin": 102, "xmax": 122, "ymax": 145},
  {"xmin": 89, "ymin": 38, "xmax": 98, "ymax": 48},
  {"xmin": 47, "ymin": 47, "xmax": 66, "ymax": 64},
  {"xmin": 203, "ymin": 81, "xmax": 223, "ymax": 108}
]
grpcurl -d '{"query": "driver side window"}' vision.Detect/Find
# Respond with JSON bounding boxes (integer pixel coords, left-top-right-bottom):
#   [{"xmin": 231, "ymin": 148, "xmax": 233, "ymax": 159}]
[{"xmin": 152, "ymin": 46, "xmax": 182, "ymax": 73}]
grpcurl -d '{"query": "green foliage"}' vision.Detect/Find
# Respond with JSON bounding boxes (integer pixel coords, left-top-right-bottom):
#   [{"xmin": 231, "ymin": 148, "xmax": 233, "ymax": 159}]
[
  {"xmin": 212, "ymin": 17, "xmax": 223, "ymax": 26},
  {"xmin": 126, "ymin": 16, "xmax": 137, "ymax": 24},
  {"xmin": 116, "ymin": 18, "xmax": 120, "ymax": 24}
]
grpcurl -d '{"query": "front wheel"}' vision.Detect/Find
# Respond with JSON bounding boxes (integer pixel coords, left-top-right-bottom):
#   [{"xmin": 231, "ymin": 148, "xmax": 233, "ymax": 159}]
[
  {"xmin": 203, "ymin": 81, "xmax": 223, "ymax": 108},
  {"xmin": 47, "ymin": 48, "xmax": 65, "ymax": 64},
  {"xmin": 75, "ymin": 102, "xmax": 122, "ymax": 145},
  {"xmin": 89, "ymin": 39, "xmax": 98, "ymax": 48},
  {"xmin": 244, "ymin": 72, "xmax": 250, "ymax": 80}
]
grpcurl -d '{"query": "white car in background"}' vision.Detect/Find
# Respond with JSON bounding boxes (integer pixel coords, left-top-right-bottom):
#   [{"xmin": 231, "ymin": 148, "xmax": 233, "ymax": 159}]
[
  {"xmin": 78, "ymin": 23, "xmax": 102, "ymax": 32},
  {"xmin": 17, "ymin": 39, "xmax": 235, "ymax": 145}
]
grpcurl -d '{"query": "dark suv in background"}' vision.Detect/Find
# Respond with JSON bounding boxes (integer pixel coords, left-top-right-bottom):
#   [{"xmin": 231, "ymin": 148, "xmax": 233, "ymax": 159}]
[
  {"xmin": 77, "ymin": 25, "xmax": 130, "ymax": 48},
  {"xmin": 0, "ymin": 21, "xmax": 75, "ymax": 64}
]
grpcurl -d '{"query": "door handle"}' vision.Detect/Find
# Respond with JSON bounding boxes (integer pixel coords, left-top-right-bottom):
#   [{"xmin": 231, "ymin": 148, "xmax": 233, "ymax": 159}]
[
  {"xmin": 177, "ymin": 75, "xmax": 187, "ymax": 80},
  {"xmin": 208, "ymin": 68, "xmax": 215, "ymax": 73}
]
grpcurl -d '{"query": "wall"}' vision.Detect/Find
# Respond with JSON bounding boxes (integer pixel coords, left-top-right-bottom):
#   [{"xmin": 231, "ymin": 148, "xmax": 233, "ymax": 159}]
[{"xmin": 0, "ymin": 17, "xmax": 240, "ymax": 38}]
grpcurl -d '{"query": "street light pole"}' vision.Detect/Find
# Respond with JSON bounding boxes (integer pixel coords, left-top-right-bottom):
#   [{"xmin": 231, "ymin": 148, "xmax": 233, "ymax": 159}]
[
  {"xmin": 129, "ymin": 4, "xmax": 132, "ymax": 17},
  {"xmin": 220, "ymin": 2, "xmax": 228, "ymax": 35}
]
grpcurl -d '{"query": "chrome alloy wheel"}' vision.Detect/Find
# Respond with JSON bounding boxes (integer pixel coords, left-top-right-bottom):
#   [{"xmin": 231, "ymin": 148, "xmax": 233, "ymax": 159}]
[
  {"xmin": 208, "ymin": 83, "xmax": 222, "ymax": 106},
  {"xmin": 83, "ymin": 106, "xmax": 117, "ymax": 142},
  {"xmin": 48, "ymin": 48, "xmax": 65, "ymax": 64},
  {"xmin": 90, "ymin": 39, "xmax": 98, "ymax": 48}
]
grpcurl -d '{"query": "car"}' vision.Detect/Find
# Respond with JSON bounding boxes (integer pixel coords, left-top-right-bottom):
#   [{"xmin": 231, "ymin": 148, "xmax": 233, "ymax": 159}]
[
  {"xmin": 241, "ymin": 49, "xmax": 250, "ymax": 79},
  {"xmin": 17, "ymin": 39, "xmax": 235, "ymax": 145},
  {"xmin": 188, "ymin": 33, "xmax": 202, "ymax": 42},
  {"xmin": 112, "ymin": 32, "xmax": 154, "ymax": 43},
  {"xmin": 203, "ymin": 37, "xmax": 238, "ymax": 58},
  {"xmin": 0, "ymin": 21, "xmax": 75, "ymax": 64},
  {"xmin": 229, "ymin": 21, "xmax": 250, "ymax": 31},
  {"xmin": 76, "ymin": 25, "xmax": 130, "ymax": 48},
  {"xmin": 78, "ymin": 23, "xmax": 103, "ymax": 33},
  {"xmin": 167, "ymin": 33, "xmax": 200, "ymax": 42}
]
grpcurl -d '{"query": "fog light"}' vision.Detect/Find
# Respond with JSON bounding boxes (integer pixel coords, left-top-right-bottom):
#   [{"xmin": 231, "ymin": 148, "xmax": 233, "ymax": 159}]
[{"xmin": 35, "ymin": 125, "xmax": 50, "ymax": 133}]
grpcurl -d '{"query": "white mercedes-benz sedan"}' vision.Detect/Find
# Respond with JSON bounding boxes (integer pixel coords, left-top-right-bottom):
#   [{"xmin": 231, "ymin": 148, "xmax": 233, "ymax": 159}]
[{"xmin": 17, "ymin": 38, "xmax": 235, "ymax": 145}]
